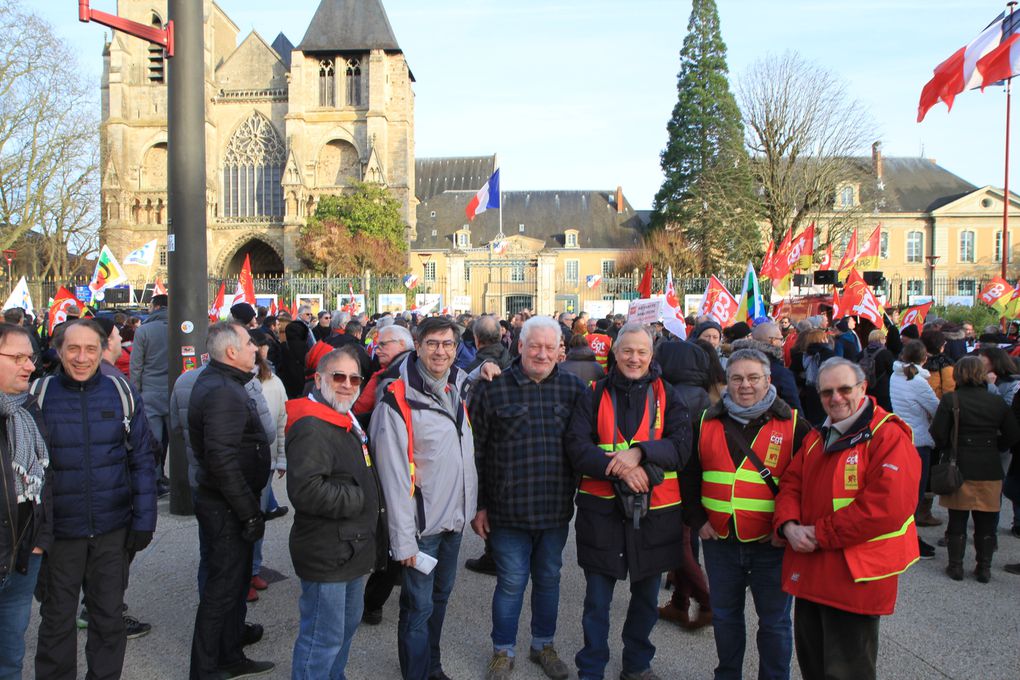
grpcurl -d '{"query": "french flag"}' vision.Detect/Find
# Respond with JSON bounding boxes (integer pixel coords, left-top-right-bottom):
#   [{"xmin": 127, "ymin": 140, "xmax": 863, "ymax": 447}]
[{"xmin": 465, "ymin": 169, "xmax": 500, "ymax": 221}]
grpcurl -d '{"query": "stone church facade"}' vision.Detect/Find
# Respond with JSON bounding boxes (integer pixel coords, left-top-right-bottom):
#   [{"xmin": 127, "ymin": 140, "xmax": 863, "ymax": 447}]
[{"xmin": 100, "ymin": 0, "xmax": 415, "ymax": 280}]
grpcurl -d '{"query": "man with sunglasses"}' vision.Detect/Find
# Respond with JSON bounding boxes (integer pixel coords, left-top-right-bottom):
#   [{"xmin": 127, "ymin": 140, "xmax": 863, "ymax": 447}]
[
  {"xmin": 370, "ymin": 317, "xmax": 477, "ymax": 680},
  {"xmin": 774, "ymin": 357, "xmax": 920, "ymax": 680}
]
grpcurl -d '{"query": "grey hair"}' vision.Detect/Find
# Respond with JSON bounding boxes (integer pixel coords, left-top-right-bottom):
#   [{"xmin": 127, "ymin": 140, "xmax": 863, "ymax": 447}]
[
  {"xmin": 379, "ymin": 324, "xmax": 413, "ymax": 350},
  {"xmin": 316, "ymin": 346, "xmax": 362, "ymax": 377},
  {"xmin": 612, "ymin": 322, "xmax": 654, "ymax": 350},
  {"xmin": 376, "ymin": 316, "xmax": 395, "ymax": 330},
  {"xmin": 726, "ymin": 348, "xmax": 771, "ymax": 377},
  {"xmin": 207, "ymin": 321, "xmax": 246, "ymax": 361},
  {"xmin": 473, "ymin": 314, "xmax": 501, "ymax": 346},
  {"xmin": 297, "ymin": 305, "xmax": 312, "ymax": 316},
  {"xmin": 331, "ymin": 310, "xmax": 351, "ymax": 330},
  {"xmin": 818, "ymin": 356, "xmax": 866, "ymax": 383},
  {"xmin": 750, "ymin": 322, "xmax": 779, "ymax": 342},
  {"xmin": 557, "ymin": 311, "xmax": 573, "ymax": 323},
  {"xmin": 520, "ymin": 315, "xmax": 562, "ymax": 347}
]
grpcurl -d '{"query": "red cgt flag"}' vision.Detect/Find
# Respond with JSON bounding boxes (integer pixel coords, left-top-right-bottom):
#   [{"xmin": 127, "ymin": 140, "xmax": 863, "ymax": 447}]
[
  {"xmin": 901, "ymin": 301, "xmax": 934, "ymax": 332},
  {"xmin": 696, "ymin": 275, "xmax": 739, "ymax": 327},
  {"xmin": 836, "ymin": 269, "xmax": 884, "ymax": 325}
]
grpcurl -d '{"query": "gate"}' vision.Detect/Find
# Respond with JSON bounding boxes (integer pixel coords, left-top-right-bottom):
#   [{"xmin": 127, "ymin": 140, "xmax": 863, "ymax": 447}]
[{"xmin": 465, "ymin": 258, "xmax": 538, "ymax": 316}]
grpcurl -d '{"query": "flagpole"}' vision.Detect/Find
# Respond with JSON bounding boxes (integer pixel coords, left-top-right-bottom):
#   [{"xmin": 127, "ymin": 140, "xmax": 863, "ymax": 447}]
[{"xmin": 1003, "ymin": 1, "xmax": 1016, "ymax": 284}]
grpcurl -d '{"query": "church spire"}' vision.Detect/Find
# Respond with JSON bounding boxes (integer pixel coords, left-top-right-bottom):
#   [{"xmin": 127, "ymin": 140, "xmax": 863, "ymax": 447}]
[{"xmin": 297, "ymin": 0, "xmax": 401, "ymax": 53}]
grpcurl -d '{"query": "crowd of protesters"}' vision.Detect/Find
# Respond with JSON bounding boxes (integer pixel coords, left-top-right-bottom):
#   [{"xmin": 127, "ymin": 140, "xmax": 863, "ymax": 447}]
[{"xmin": 3, "ymin": 297, "xmax": 1020, "ymax": 680}]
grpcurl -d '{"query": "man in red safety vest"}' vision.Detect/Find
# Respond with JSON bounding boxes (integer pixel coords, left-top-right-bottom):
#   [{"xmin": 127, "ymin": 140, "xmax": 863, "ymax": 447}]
[
  {"xmin": 586, "ymin": 319, "xmax": 613, "ymax": 373},
  {"xmin": 775, "ymin": 357, "xmax": 920, "ymax": 680}
]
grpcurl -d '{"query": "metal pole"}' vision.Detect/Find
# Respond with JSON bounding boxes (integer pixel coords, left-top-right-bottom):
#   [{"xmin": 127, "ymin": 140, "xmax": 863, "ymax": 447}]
[{"xmin": 166, "ymin": 0, "xmax": 208, "ymax": 515}]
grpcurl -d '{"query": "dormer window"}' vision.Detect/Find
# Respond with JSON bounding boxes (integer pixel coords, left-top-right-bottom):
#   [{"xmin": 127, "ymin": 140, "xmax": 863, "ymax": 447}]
[
  {"xmin": 565, "ymin": 229, "xmax": 579, "ymax": 249},
  {"xmin": 456, "ymin": 230, "xmax": 470, "ymax": 249},
  {"xmin": 837, "ymin": 184, "xmax": 856, "ymax": 209}
]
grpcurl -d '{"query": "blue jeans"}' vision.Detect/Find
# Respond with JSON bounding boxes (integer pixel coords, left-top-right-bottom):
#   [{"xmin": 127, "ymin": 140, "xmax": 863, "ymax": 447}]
[
  {"xmin": 489, "ymin": 525, "xmax": 569, "ymax": 655},
  {"xmin": 702, "ymin": 539, "xmax": 792, "ymax": 680},
  {"xmin": 0, "ymin": 553, "xmax": 41, "ymax": 680},
  {"xmin": 398, "ymin": 531, "xmax": 462, "ymax": 680},
  {"xmin": 253, "ymin": 479, "xmax": 272, "ymax": 576},
  {"xmin": 576, "ymin": 571, "xmax": 660, "ymax": 680},
  {"xmin": 291, "ymin": 577, "xmax": 366, "ymax": 680}
]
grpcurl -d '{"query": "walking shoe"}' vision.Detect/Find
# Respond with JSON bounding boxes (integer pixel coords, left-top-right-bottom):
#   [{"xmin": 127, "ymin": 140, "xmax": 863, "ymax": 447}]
[
  {"xmin": 485, "ymin": 651, "xmax": 514, "ymax": 680},
  {"xmin": 250, "ymin": 574, "xmax": 269, "ymax": 590},
  {"xmin": 241, "ymin": 623, "xmax": 264, "ymax": 647},
  {"xmin": 123, "ymin": 614, "xmax": 151, "ymax": 639},
  {"xmin": 362, "ymin": 608, "xmax": 383, "ymax": 625},
  {"xmin": 620, "ymin": 669, "xmax": 662, "ymax": 680},
  {"xmin": 428, "ymin": 671, "xmax": 453, "ymax": 680},
  {"xmin": 1011, "ymin": 526, "xmax": 1020, "ymax": 539},
  {"xmin": 1004, "ymin": 562, "xmax": 1020, "ymax": 575},
  {"xmin": 918, "ymin": 538, "xmax": 936, "ymax": 559},
  {"xmin": 76, "ymin": 607, "xmax": 88, "ymax": 630},
  {"xmin": 156, "ymin": 480, "xmax": 170, "ymax": 498},
  {"xmin": 246, "ymin": 586, "xmax": 259, "ymax": 602},
  {"xmin": 218, "ymin": 657, "xmax": 274, "ymax": 679},
  {"xmin": 528, "ymin": 644, "xmax": 569, "ymax": 679},
  {"xmin": 465, "ymin": 551, "xmax": 498, "ymax": 576},
  {"xmin": 656, "ymin": 602, "xmax": 690, "ymax": 627},
  {"xmin": 263, "ymin": 506, "xmax": 289, "ymax": 521}
]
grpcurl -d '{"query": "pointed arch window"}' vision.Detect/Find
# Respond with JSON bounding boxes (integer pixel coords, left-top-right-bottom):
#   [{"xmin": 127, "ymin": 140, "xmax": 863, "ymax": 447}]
[
  {"xmin": 345, "ymin": 58, "xmax": 362, "ymax": 107},
  {"xmin": 222, "ymin": 113, "xmax": 285, "ymax": 218},
  {"xmin": 319, "ymin": 58, "xmax": 336, "ymax": 107}
]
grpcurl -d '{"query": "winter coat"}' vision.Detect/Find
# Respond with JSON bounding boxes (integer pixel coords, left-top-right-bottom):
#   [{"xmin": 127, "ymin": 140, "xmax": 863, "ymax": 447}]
[
  {"xmin": 368, "ymin": 354, "xmax": 477, "ymax": 562},
  {"xmin": 730, "ymin": 338, "xmax": 803, "ymax": 412},
  {"xmin": 286, "ymin": 397, "xmax": 386, "ymax": 582},
  {"xmin": 0, "ymin": 398, "xmax": 52, "ymax": 578},
  {"xmin": 800, "ymin": 343, "xmax": 836, "ymax": 427},
  {"xmin": 564, "ymin": 363, "xmax": 691, "ymax": 581},
  {"xmin": 655, "ymin": 339, "xmax": 711, "ymax": 421},
  {"xmin": 280, "ymin": 322, "xmax": 311, "ymax": 399},
  {"xmin": 930, "ymin": 384, "xmax": 1020, "ymax": 481},
  {"xmin": 889, "ymin": 362, "xmax": 939, "ymax": 448},
  {"xmin": 774, "ymin": 399, "xmax": 920, "ymax": 616},
  {"xmin": 862, "ymin": 341, "xmax": 895, "ymax": 412},
  {"xmin": 260, "ymin": 374, "xmax": 288, "ymax": 471},
  {"xmin": 559, "ymin": 346, "xmax": 605, "ymax": 386},
  {"xmin": 324, "ymin": 332, "xmax": 373, "ymax": 381},
  {"xmin": 129, "ymin": 308, "xmax": 169, "ymax": 415},
  {"xmin": 834, "ymin": 330, "xmax": 862, "ymax": 361},
  {"xmin": 35, "ymin": 368, "xmax": 157, "ymax": 539},
  {"xmin": 169, "ymin": 366, "xmax": 204, "ymax": 489},
  {"xmin": 467, "ymin": 343, "xmax": 513, "ymax": 373},
  {"xmin": 188, "ymin": 360, "xmax": 271, "ymax": 521},
  {"xmin": 923, "ymin": 353, "xmax": 956, "ymax": 398}
]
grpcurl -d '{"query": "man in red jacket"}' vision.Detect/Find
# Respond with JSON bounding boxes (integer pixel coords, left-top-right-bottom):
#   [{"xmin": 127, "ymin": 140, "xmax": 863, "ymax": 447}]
[{"xmin": 774, "ymin": 357, "xmax": 920, "ymax": 680}]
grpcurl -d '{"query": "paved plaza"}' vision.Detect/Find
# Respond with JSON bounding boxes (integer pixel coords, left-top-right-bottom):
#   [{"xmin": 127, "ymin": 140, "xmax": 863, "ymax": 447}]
[{"xmin": 21, "ymin": 478, "xmax": 1020, "ymax": 679}]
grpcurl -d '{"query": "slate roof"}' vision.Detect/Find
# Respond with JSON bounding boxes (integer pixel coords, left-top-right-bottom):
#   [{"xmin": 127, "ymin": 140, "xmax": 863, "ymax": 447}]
[
  {"xmin": 271, "ymin": 33, "xmax": 294, "ymax": 70},
  {"xmin": 413, "ymin": 190, "xmax": 649, "ymax": 251},
  {"xmin": 415, "ymin": 156, "xmax": 496, "ymax": 202},
  {"xmin": 854, "ymin": 157, "xmax": 977, "ymax": 213},
  {"xmin": 298, "ymin": 0, "xmax": 401, "ymax": 53}
]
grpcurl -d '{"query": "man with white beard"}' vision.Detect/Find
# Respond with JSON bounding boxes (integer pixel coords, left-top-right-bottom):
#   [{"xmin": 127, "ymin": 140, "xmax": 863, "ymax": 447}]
[{"xmin": 285, "ymin": 346, "xmax": 386, "ymax": 680}]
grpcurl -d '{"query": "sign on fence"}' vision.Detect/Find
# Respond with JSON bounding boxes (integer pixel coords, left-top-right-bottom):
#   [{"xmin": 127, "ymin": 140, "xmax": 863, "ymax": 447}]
[
  {"xmin": 451, "ymin": 295, "xmax": 472, "ymax": 313},
  {"xmin": 627, "ymin": 298, "xmax": 663, "ymax": 324},
  {"xmin": 584, "ymin": 300, "xmax": 614, "ymax": 318},
  {"xmin": 414, "ymin": 294, "xmax": 442, "ymax": 314},
  {"xmin": 378, "ymin": 294, "xmax": 406, "ymax": 313}
]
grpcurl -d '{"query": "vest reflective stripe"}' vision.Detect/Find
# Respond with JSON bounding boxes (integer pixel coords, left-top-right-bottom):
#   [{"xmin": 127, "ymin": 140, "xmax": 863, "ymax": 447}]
[
  {"xmin": 578, "ymin": 378, "xmax": 681, "ymax": 509},
  {"xmin": 824, "ymin": 411, "xmax": 920, "ymax": 582},
  {"xmin": 386, "ymin": 380, "xmax": 417, "ymax": 497},
  {"xmin": 698, "ymin": 411, "xmax": 796, "ymax": 542}
]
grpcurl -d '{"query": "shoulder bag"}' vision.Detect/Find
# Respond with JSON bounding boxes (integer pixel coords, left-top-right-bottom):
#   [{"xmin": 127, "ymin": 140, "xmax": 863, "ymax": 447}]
[{"xmin": 929, "ymin": 391, "xmax": 964, "ymax": 495}]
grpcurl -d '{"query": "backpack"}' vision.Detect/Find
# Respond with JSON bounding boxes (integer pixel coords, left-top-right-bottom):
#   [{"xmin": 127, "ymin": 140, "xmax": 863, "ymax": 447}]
[
  {"xmin": 29, "ymin": 373, "xmax": 136, "ymax": 452},
  {"xmin": 859, "ymin": 345, "xmax": 881, "ymax": 387}
]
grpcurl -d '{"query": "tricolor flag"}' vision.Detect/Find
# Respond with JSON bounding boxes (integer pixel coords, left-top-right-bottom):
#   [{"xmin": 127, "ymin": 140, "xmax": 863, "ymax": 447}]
[
  {"xmin": 88, "ymin": 245, "xmax": 128, "ymax": 301},
  {"xmin": 491, "ymin": 240, "xmax": 509, "ymax": 255},
  {"xmin": 403, "ymin": 273, "xmax": 420, "ymax": 290},
  {"xmin": 662, "ymin": 267, "xmax": 686, "ymax": 340},
  {"xmin": 585, "ymin": 274, "xmax": 603, "ymax": 289},
  {"xmin": 466, "ymin": 168, "xmax": 500, "ymax": 221},
  {"xmin": 918, "ymin": 11, "xmax": 1020, "ymax": 122},
  {"xmin": 2, "ymin": 277, "xmax": 32, "ymax": 315},
  {"xmin": 123, "ymin": 239, "xmax": 158, "ymax": 267},
  {"xmin": 735, "ymin": 263, "xmax": 767, "ymax": 326}
]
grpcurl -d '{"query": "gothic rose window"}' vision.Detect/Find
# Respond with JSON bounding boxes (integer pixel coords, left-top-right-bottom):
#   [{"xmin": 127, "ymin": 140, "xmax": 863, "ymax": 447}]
[{"xmin": 222, "ymin": 113, "xmax": 285, "ymax": 218}]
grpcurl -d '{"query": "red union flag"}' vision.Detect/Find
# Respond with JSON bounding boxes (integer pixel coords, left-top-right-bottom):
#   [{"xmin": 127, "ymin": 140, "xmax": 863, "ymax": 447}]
[
  {"xmin": 786, "ymin": 223, "xmax": 815, "ymax": 271},
  {"xmin": 979, "ymin": 276, "xmax": 1016, "ymax": 314},
  {"xmin": 837, "ymin": 269, "xmax": 884, "ymax": 325},
  {"xmin": 819, "ymin": 243, "xmax": 833, "ymax": 271},
  {"xmin": 900, "ymin": 301, "xmax": 933, "ymax": 332},
  {"xmin": 697, "ymin": 275, "xmax": 739, "ymax": 327}
]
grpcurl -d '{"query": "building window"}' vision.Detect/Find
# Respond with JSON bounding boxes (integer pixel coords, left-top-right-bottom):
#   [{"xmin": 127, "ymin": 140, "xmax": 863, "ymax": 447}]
[
  {"xmin": 880, "ymin": 231, "xmax": 889, "ymax": 259},
  {"xmin": 456, "ymin": 232, "xmax": 470, "ymax": 249},
  {"xmin": 957, "ymin": 279, "xmax": 977, "ymax": 297},
  {"xmin": 838, "ymin": 185, "xmax": 855, "ymax": 209},
  {"xmin": 345, "ymin": 58, "xmax": 362, "ymax": 107},
  {"xmin": 518, "ymin": 224, "xmax": 525, "ymax": 233},
  {"xmin": 423, "ymin": 261, "xmax": 436, "ymax": 282},
  {"xmin": 319, "ymin": 58, "xmax": 336, "ymax": 107},
  {"xmin": 510, "ymin": 264, "xmax": 526, "ymax": 282},
  {"xmin": 996, "ymin": 230, "xmax": 1014, "ymax": 263},
  {"xmin": 148, "ymin": 14, "xmax": 165, "ymax": 83},
  {"xmin": 601, "ymin": 260, "xmax": 615, "ymax": 277},
  {"xmin": 906, "ymin": 231, "xmax": 924, "ymax": 263},
  {"xmin": 222, "ymin": 113, "xmax": 285, "ymax": 218},
  {"xmin": 565, "ymin": 259, "xmax": 579, "ymax": 285},
  {"xmin": 906, "ymin": 279, "xmax": 924, "ymax": 297},
  {"xmin": 464, "ymin": 266, "xmax": 471, "ymax": 282},
  {"xmin": 959, "ymin": 230, "xmax": 975, "ymax": 263},
  {"xmin": 158, "ymin": 246, "xmax": 167, "ymax": 267},
  {"xmin": 565, "ymin": 231, "xmax": 578, "ymax": 248}
]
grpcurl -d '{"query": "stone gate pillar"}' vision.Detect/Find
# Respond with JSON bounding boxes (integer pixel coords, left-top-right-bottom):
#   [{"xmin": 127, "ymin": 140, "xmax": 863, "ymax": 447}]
[{"xmin": 537, "ymin": 252, "xmax": 556, "ymax": 316}]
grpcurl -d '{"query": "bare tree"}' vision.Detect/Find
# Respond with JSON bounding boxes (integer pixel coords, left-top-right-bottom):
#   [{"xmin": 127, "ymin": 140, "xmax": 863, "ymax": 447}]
[{"xmin": 738, "ymin": 52, "xmax": 877, "ymax": 248}]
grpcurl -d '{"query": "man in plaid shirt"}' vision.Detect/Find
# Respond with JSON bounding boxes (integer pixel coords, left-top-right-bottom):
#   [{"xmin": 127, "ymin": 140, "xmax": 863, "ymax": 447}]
[{"xmin": 469, "ymin": 316, "xmax": 587, "ymax": 680}]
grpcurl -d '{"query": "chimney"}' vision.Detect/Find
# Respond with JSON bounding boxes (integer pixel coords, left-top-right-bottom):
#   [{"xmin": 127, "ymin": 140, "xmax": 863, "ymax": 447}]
[
  {"xmin": 872, "ymin": 141, "xmax": 883, "ymax": 180},
  {"xmin": 615, "ymin": 186, "xmax": 624, "ymax": 214}
]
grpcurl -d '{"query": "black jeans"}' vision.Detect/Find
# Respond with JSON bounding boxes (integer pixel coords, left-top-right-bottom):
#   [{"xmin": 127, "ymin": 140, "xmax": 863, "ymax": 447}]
[
  {"xmin": 947, "ymin": 508, "xmax": 998, "ymax": 539},
  {"xmin": 190, "ymin": 491, "xmax": 252, "ymax": 679},
  {"xmin": 794, "ymin": 598, "xmax": 879, "ymax": 680},
  {"xmin": 364, "ymin": 559, "xmax": 402, "ymax": 612},
  {"xmin": 35, "ymin": 528, "xmax": 129, "ymax": 680}
]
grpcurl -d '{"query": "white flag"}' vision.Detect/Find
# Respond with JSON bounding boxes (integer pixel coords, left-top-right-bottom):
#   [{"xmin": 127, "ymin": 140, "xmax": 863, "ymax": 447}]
[
  {"xmin": 2, "ymin": 276, "xmax": 33, "ymax": 314},
  {"xmin": 124, "ymin": 239, "xmax": 158, "ymax": 266},
  {"xmin": 662, "ymin": 267, "xmax": 687, "ymax": 340}
]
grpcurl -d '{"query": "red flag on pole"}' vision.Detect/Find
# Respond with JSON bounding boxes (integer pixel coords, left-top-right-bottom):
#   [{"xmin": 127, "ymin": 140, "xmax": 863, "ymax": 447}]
[
  {"xmin": 209, "ymin": 282, "xmax": 225, "ymax": 322},
  {"xmin": 637, "ymin": 263, "xmax": 653, "ymax": 299}
]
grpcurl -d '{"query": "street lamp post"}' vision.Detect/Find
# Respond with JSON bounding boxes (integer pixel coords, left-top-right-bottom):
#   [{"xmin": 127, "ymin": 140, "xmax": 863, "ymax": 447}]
[
  {"xmin": 925, "ymin": 255, "xmax": 941, "ymax": 300},
  {"xmin": 2, "ymin": 249, "xmax": 15, "ymax": 282}
]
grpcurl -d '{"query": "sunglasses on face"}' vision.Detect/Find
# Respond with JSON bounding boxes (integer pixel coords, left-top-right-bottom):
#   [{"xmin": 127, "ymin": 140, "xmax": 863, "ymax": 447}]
[
  {"xmin": 330, "ymin": 372, "xmax": 363, "ymax": 387},
  {"xmin": 819, "ymin": 382, "xmax": 863, "ymax": 400}
]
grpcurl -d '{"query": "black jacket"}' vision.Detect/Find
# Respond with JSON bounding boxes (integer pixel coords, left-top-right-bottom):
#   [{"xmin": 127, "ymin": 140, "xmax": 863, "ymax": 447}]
[
  {"xmin": 286, "ymin": 402, "xmax": 386, "ymax": 582},
  {"xmin": 325, "ymin": 332, "xmax": 373, "ymax": 380},
  {"xmin": 655, "ymin": 339, "xmax": 711, "ymax": 421},
  {"xmin": 930, "ymin": 384, "xmax": 1020, "ymax": 481},
  {"xmin": 730, "ymin": 338, "xmax": 803, "ymax": 412},
  {"xmin": 565, "ymin": 363, "xmax": 691, "ymax": 581},
  {"xmin": 188, "ymin": 360, "xmax": 271, "ymax": 520},
  {"xmin": 559, "ymin": 346, "xmax": 605, "ymax": 386},
  {"xmin": 467, "ymin": 343, "xmax": 513, "ymax": 372},
  {"xmin": 0, "ymin": 399, "xmax": 52, "ymax": 578},
  {"xmin": 280, "ymin": 322, "xmax": 311, "ymax": 399}
]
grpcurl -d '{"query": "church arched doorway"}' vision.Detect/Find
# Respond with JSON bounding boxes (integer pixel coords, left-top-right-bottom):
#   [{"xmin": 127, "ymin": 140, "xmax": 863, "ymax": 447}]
[{"xmin": 224, "ymin": 238, "xmax": 284, "ymax": 278}]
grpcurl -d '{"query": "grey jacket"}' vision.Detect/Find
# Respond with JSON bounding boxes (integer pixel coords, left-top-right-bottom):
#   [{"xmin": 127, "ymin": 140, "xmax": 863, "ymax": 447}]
[
  {"xmin": 130, "ymin": 308, "xmax": 169, "ymax": 415},
  {"xmin": 369, "ymin": 354, "xmax": 477, "ymax": 561}
]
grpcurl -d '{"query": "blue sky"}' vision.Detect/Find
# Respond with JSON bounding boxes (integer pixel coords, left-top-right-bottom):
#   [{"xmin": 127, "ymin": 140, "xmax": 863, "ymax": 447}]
[{"xmin": 40, "ymin": 1, "xmax": 1017, "ymax": 209}]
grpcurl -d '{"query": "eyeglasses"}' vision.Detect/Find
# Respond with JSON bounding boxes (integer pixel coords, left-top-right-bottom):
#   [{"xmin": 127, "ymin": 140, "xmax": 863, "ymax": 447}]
[
  {"xmin": 767, "ymin": 336, "xmax": 783, "ymax": 342},
  {"xmin": 377, "ymin": 339, "xmax": 400, "ymax": 347},
  {"xmin": 330, "ymin": 372, "xmax": 363, "ymax": 387},
  {"xmin": 0, "ymin": 351, "xmax": 37, "ymax": 366},
  {"xmin": 728, "ymin": 374, "xmax": 765, "ymax": 386},
  {"xmin": 819, "ymin": 382, "xmax": 863, "ymax": 400},
  {"xmin": 424, "ymin": 339, "xmax": 456, "ymax": 352}
]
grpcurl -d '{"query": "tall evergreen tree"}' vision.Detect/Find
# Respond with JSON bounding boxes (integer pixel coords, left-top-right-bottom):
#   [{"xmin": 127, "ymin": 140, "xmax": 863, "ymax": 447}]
[{"xmin": 651, "ymin": 0, "xmax": 759, "ymax": 275}]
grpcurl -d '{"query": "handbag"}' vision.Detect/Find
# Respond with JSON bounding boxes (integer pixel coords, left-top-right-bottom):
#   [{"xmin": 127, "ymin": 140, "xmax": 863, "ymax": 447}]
[{"xmin": 929, "ymin": 392, "xmax": 965, "ymax": 495}]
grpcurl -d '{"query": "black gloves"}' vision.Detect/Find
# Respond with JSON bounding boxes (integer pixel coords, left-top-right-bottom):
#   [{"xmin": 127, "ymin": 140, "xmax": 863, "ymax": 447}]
[
  {"xmin": 125, "ymin": 530, "xmax": 154, "ymax": 553},
  {"xmin": 240, "ymin": 514, "xmax": 265, "ymax": 543}
]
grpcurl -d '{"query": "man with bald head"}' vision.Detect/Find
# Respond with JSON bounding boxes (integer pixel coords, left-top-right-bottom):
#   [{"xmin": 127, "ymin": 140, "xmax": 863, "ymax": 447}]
[{"xmin": 730, "ymin": 322, "xmax": 801, "ymax": 411}]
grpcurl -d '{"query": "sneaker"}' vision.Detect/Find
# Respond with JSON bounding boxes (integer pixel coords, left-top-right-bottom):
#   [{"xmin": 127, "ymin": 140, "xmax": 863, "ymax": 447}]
[
  {"xmin": 241, "ymin": 623, "xmax": 264, "ymax": 647},
  {"xmin": 465, "ymin": 552, "xmax": 498, "ymax": 576},
  {"xmin": 123, "ymin": 614, "xmax": 151, "ymax": 639},
  {"xmin": 1004, "ymin": 563, "xmax": 1020, "ymax": 575},
  {"xmin": 1011, "ymin": 526, "xmax": 1020, "ymax": 539},
  {"xmin": 428, "ymin": 672, "xmax": 453, "ymax": 680},
  {"xmin": 620, "ymin": 670, "xmax": 662, "ymax": 680},
  {"xmin": 263, "ymin": 506, "xmax": 289, "ymax": 521},
  {"xmin": 362, "ymin": 608, "xmax": 383, "ymax": 625},
  {"xmin": 528, "ymin": 644, "xmax": 569, "ymax": 680},
  {"xmin": 246, "ymin": 586, "xmax": 259, "ymax": 603},
  {"xmin": 485, "ymin": 651, "xmax": 514, "ymax": 680},
  {"xmin": 250, "ymin": 574, "xmax": 269, "ymax": 591},
  {"xmin": 918, "ymin": 539, "xmax": 936, "ymax": 559},
  {"xmin": 76, "ymin": 607, "xmax": 88, "ymax": 630},
  {"xmin": 218, "ymin": 657, "xmax": 274, "ymax": 679},
  {"xmin": 157, "ymin": 480, "xmax": 170, "ymax": 498}
]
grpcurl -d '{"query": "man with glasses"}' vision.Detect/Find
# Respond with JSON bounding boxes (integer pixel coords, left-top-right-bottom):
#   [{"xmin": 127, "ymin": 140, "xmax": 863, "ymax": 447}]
[
  {"xmin": 682, "ymin": 348, "xmax": 811, "ymax": 679},
  {"xmin": 731, "ymin": 322, "xmax": 801, "ymax": 411},
  {"xmin": 370, "ymin": 317, "xmax": 477, "ymax": 680},
  {"xmin": 774, "ymin": 357, "xmax": 920, "ymax": 680}
]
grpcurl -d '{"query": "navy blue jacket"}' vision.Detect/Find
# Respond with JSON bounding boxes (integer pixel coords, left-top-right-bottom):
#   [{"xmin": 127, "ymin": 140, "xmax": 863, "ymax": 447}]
[{"xmin": 35, "ymin": 369, "xmax": 157, "ymax": 539}]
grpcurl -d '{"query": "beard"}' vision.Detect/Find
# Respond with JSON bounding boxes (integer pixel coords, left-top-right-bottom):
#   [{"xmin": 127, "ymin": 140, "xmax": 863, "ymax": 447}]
[{"xmin": 320, "ymin": 385, "xmax": 359, "ymax": 414}]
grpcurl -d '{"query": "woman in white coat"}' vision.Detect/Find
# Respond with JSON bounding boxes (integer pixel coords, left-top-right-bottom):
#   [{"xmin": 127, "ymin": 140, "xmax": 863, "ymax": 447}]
[{"xmin": 890, "ymin": 339, "xmax": 941, "ymax": 558}]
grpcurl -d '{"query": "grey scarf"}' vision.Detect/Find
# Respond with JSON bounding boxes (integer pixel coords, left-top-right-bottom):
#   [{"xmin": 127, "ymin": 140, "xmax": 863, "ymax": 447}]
[
  {"xmin": 415, "ymin": 358, "xmax": 457, "ymax": 417},
  {"xmin": 722, "ymin": 384, "xmax": 777, "ymax": 425},
  {"xmin": 0, "ymin": 392, "xmax": 48, "ymax": 503}
]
